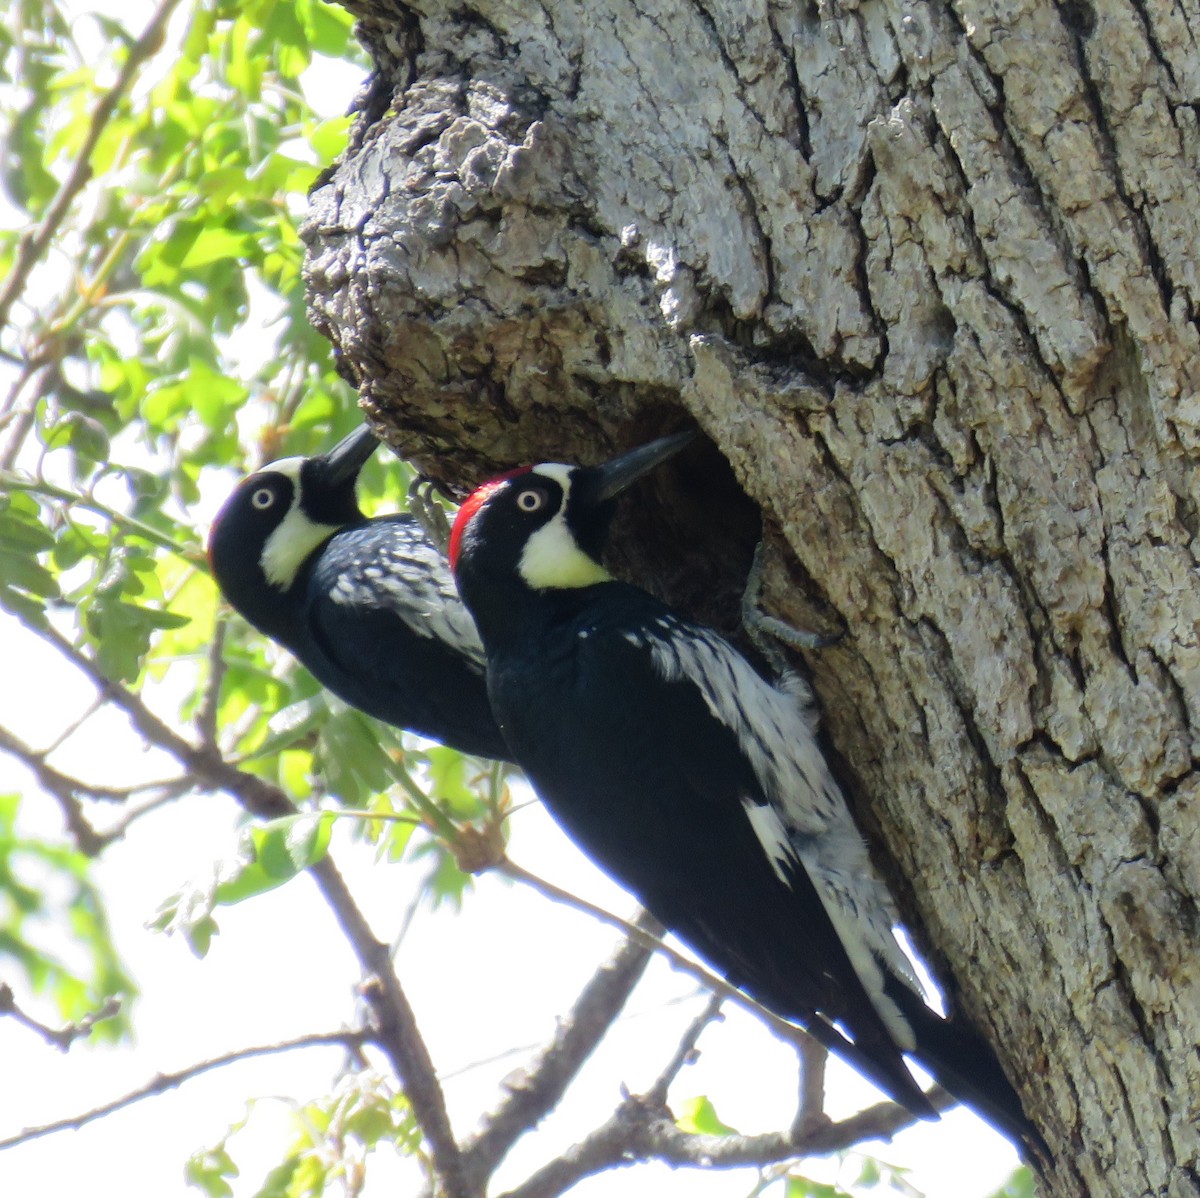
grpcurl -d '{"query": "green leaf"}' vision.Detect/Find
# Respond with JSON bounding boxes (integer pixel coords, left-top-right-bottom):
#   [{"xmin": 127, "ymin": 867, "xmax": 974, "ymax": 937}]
[
  {"xmin": 148, "ymin": 886, "xmax": 221, "ymax": 959},
  {"xmin": 0, "ymin": 795, "xmax": 135, "ymax": 1034},
  {"xmin": 252, "ymin": 1156, "xmax": 301, "ymax": 1198},
  {"xmin": 0, "ymin": 547, "xmax": 60, "ymax": 599},
  {"xmin": 298, "ymin": 0, "xmax": 357, "ymax": 56},
  {"xmin": 675, "ymin": 1095, "xmax": 738, "ymax": 1137},
  {"xmin": 196, "ymin": 814, "xmax": 334, "ymax": 911},
  {"xmin": 426, "ymin": 746, "xmax": 487, "ymax": 818},
  {"xmin": 186, "ymin": 1145, "xmax": 239, "ymax": 1198},
  {"xmin": 180, "ymin": 226, "xmax": 260, "ymax": 269},
  {"xmin": 253, "ymin": 813, "xmax": 333, "ymax": 879},
  {"xmin": 315, "ymin": 707, "xmax": 398, "ymax": 805},
  {"xmin": 87, "ymin": 597, "xmax": 190, "ymax": 683},
  {"xmin": 308, "ymin": 114, "xmax": 353, "ymax": 161},
  {"xmin": 785, "ymin": 1180, "xmax": 850, "ymax": 1198}
]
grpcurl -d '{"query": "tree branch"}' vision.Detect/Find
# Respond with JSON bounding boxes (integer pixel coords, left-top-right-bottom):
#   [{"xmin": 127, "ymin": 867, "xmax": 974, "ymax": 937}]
[
  {"xmin": 0, "ymin": 471, "xmax": 202, "ymax": 563},
  {"xmin": 195, "ymin": 615, "xmax": 227, "ymax": 749},
  {"xmin": 460, "ymin": 912, "xmax": 659, "ymax": 1186},
  {"xmin": 0, "ymin": 1029, "xmax": 370, "ymax": 1152},
  {"xmin": 0, "ymin": 725, "xmax": 106, "ymax": 855},
  {"xmin": 498, "ymin": 859, "xmax": 823, "ymax": 1056},
  {"xmin": 0, "ymin": 364, "xmax": 51, "ymax": 472},
  {"xmin": 498, "ymin": 1088, "xmax": 958, "ymax": 1198},
  {"xmin": 643, "ymin": 992, "xmax": 724, "ymax": 1108},
  {"xmin": 94, "ymin": 781, "xmax": 194, "ymax": 843},
  {"xmin": 34, "ymin": 622, "xmax": 471, "ymax": 1197},
  {"xmin": 793, "ymin": 1032, "xmax": 829, "ymax": 1135},
  {"xmin": 0, "ymin": 983, "xmax": 121, "ymax": 1052},
  {"xmin": 0, "ymin": 0, "xmax": 185, "ymax": 335}
]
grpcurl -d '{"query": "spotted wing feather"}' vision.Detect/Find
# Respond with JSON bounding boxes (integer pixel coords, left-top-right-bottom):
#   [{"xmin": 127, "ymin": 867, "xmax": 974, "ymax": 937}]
[{"xmin": 304, "ymin": 516, "xmax": 509, "ymax": 760}]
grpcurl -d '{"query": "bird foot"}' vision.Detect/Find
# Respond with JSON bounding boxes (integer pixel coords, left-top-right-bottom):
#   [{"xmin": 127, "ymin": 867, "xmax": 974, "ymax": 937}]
[
  {"xmin": 741, "ymin": 542, "xmax": 840, "ymax": 675},
  {"xmin": 408, "ymin": 477, "xmax": 453, "ymax": 557}
]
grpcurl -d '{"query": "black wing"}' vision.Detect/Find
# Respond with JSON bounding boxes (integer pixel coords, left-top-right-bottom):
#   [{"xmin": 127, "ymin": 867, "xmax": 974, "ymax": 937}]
[
  {"xmin": 302, "ymin": 517, "xmax": 510, "ymax": 760},
  {"xmin": 489, "ymin": 583, "xmax": 932, "ymax": 1114}
]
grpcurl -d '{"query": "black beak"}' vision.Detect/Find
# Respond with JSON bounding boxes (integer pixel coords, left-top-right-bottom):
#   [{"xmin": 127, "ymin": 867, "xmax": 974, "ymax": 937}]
[
  {"xmin": 588, "ymin": 431, "xmax": 695, "ymax": 502},
  {"xmin": 320, "ymin": 424, "xmax": 379, "ymax": 487}
]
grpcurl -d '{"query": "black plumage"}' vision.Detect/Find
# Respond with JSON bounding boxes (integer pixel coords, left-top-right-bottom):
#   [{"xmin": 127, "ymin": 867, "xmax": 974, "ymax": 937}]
[
  {"xmin": 448, "ymin": 434, "xmax": 1041, "ymax": 1153},
  {"xmin": 208, "ymin": 426, "xmax": 509, "ymax": 761}
]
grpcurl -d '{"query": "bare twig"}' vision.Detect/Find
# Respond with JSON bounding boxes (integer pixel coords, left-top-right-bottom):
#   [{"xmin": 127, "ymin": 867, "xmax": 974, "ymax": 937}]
[
  {"xmin": 314, "ymin": 860, "xmax": 469, "ymax": 1196},
  {"xmin": 0, "ymin": 718, "xmax": 194, "ymax": 848},
  {"xmin": 0, "ymin": 983, "xmax": 121, "ymax": 1052},
  {"xmin": 0, "ymin": 723, "xmax": 186, "ymax": 807},
  {"xmin": 0, "ymin": 725, "xmax": 105, "ymax": 855},
  {"xmin": 0, "ymin": 359, "xmax": 37, "ymax": 420},
  {"xmin": 0, "ymin": 1029, "xmax": 370, "ymax": 1151},
  {"xmin": 497, "ymin": 858, "xmax": 820, "ymax": 1055},
  {"xmin": 793, "ymin": 1033, "xmax": 829, "ymax": 1135},
  {"xmin": 96, "ymin": 781, "xmax": 195, "ymax": 843},
  {"xmin": 35, "ymin": 623, "xmax": 470, "ymax": 1197},
  {"xmin": 460, "ymin": 912, "xmax": 659, "ymax": 1187},
  {"xmin": 643, "ymin": 992, "xmax": 723, "ymax": 1108},
  {"xmin": 0, "ymin": 364, "xmax": 51, "ymax": 472},
  {"xmin": 39, "ymin": 694, "xmax": 105, "ymax": 758},
  {"xmin": 0, "ymin": 0, "xmax": 185, "ymax": 335}
]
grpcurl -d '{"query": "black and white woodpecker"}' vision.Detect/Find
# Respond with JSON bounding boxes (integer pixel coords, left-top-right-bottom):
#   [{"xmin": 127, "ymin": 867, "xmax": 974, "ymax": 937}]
[
  {"xmin": 208, "ymin": 425, "xmax": 510, "ymax": 761},
  {"xmin": 448, "ymin": 431, "xmax": 1040, "ymax": 1151}
]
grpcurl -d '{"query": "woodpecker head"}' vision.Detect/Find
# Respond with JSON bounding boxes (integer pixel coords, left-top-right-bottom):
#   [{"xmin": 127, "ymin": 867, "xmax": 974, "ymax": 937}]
[
  {"xmin": 448, "ymin": 432, "xmax": 693, "ymax": 607},
  {"xmin": 208, "ymin": 424, "xmax": 378, "ymax": 637}
]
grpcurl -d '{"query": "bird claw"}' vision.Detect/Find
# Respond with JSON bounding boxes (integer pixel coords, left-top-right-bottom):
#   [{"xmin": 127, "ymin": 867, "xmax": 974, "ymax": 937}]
[
  {"xmin": 741, "ymin": 542, "xmax": 841, "ymax": 674},
  {"xmin": 408, "ymin": 476, "xmax": 453, "ymax": 557}
]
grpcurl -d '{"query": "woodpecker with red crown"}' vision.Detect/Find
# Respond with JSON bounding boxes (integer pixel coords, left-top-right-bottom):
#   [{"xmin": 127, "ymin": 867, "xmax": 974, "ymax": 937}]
[
  {"xmin": 208, "ymin": 425, "xmax": 509, "ymax": 761},
  {"xmin": 448, "ymin": 431, "xmax": 1041, "ymax": 1153}
]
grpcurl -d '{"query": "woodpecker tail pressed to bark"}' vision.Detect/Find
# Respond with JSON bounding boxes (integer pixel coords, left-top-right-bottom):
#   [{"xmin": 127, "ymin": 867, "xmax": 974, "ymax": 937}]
[
  {"xmin": 447, "ymin": 430, "xmax": 1042, "ymax": 1154},
  {"xmin": 208, "ymin": 425, "xmax": 510, "ymax": 761}
]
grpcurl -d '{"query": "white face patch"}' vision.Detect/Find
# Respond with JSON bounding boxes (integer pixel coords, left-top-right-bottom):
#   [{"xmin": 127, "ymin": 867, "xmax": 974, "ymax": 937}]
[
  {"xmin": 517, "ymin": 464, "xmax": 612, "ymax": 591},
  {"xmin": 257, "ymin": 459, "xmax": 341, "ymax": 589}
]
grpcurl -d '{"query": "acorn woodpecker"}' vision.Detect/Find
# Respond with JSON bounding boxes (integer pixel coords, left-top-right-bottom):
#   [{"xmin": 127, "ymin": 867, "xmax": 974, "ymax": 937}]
[
  {"xmin": 208, "ymin": 425, "xmax": 510, "ymax": 761},
  {"xmin": 448, "ymin": 432, "xmax": 1039, "ymax": 1150}
]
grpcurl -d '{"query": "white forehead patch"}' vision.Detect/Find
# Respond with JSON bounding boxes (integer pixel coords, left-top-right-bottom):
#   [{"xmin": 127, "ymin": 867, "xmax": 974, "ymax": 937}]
[
  {"xmin": 517, "ymin": 465, "xmax": 612, "ymax": 590},
  {"xmin": 530, "ymin": 463, "xmax": 574, "ymax": 488},
  {"xmin": 257, "ymin": 460, "xmax": 339, "ymax": 589},
  {"xmin": 262, "ymin": 456, "xmax": 304, "ymax": 479}
]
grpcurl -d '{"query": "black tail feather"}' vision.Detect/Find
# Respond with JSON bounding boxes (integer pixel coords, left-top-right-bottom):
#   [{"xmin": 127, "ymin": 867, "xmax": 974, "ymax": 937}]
[{"xmin": 886, "ymin": 978, "xmax": 1049, "ymax": 1160}]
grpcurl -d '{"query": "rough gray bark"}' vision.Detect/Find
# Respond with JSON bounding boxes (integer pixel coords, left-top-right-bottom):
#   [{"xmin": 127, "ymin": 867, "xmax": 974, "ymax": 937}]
[{"xmin": 302, "ymin": 2, "xmax": 1200, "ymax": 1195}]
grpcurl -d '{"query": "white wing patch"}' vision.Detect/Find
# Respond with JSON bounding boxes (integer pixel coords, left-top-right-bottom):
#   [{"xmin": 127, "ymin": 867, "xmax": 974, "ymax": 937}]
[
  {"xmin": 631, "ymin": 616, "xmax": 924, "ymax": 1018},
  {"xmin": 742, "ymin": 798, "xmax": 799, "ymax": 887}
]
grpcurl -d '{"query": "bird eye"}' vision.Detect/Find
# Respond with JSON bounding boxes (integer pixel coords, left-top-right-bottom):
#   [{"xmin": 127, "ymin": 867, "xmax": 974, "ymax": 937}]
[
  {"xmin": 251, "ymin": 487, "xmax": 275, "ymax": 510},
  {"xmin": 516, "ymin": 488, "xmax": 545, "ymax": 513}
]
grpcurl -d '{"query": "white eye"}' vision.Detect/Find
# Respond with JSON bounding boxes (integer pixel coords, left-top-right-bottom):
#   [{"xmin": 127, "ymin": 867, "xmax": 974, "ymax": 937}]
[
  {"xmin": 516, "ymin": 488, "xmax": 545, "ymax": 512},
  {"xmin": 251, "ymin": 487, "xmax": 276, "ymax": 510}
]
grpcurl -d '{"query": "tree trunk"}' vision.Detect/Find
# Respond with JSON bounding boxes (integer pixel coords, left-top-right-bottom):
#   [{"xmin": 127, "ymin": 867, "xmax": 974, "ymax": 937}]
[{"xmin": 303, "ymin": 2, "xmax": 1200, "ymax": 1194}]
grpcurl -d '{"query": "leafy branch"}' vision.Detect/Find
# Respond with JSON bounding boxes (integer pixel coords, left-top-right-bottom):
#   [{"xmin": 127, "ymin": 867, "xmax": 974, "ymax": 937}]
[
  {"xmin": 30, "ymin": 619, "xmax": 469, "ymax": 1194},
  {"xmin": 0, "ymin": 983, "xmax": 122, "ymax": 1053},
  {"xmin": 0, "ymin": 0, "xmax": 185, "ymax": 334},
  {"xmin": 497, "ymin": 1089, "xmax": 953, "ymax": 1198},
  {"xmin": 0, "ymin": 471, "xmax": 203, "ymax": 563}
]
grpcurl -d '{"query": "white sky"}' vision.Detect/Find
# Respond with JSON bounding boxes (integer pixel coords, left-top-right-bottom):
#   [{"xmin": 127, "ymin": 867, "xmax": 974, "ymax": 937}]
[{"xmin": 0, "ymin": 5, "xmax": 1023, "ymax": 1196}]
